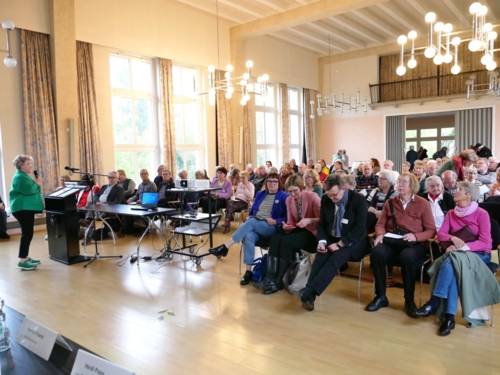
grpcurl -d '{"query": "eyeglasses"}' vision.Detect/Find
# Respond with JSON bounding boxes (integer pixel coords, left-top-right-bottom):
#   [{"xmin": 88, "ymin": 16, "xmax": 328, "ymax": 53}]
[
  {"xmin": 267, "ymin": 180, "xmax": 279, "ymax": 183},
  {"xmin": 287, "ymin": 188, "xmax": 300, "ymax": 193}
]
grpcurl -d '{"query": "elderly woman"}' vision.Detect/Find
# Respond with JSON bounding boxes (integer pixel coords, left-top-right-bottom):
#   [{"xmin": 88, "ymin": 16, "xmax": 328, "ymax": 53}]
[
  {"xmin": 402, "ymin": 161, "xmax": 411, "ymax": 174},
  {"xmin": 366, "ymin": 173, "xmax": 436, "ymax": 317},
  {"xmin": 437, "ymin": 149, "xmax": 477, "ymax": 181},
  {"xmin": 464, "ymin": 166, "xmax": 489, "ymax": 201},
  {"xmin": 9, "ymin": 155, "xmax": 44, "ymax": 271},
  {"xmin": 416, "ymin": 182, "xmax": 500, "ymax": 335},
  {"xmin": 263, "ymin": 175, "xmax": 321, "ymax": 294},
  {"xmin": 303, "ymin": 169, "xmax": 323, "ymax": 197},
  {"xmin": 209, "ymin": 173, "xmax": 288, "ymax": 285},
  {"xmin": 366, "ymin": 169, "xmax": 398, "ymax": 233},
  {"xmin": 199, "ymin": 166, "xmax": 232, "ymax": 213},
  {"xmin": 419, "ymin": 176, "xmax": 455, "ymax": 230},
  {"xmin": 222, "ymin": 171, "xmax": 255, "ymax": 233}
]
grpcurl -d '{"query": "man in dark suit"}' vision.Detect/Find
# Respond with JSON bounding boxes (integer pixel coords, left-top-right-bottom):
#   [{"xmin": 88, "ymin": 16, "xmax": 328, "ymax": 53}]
[
  {"xmin": 95, "ymin": 171, "xmax": 124, "ymax": 204},
  {"xmin": 300, "ymin": 175, "xmax": 368, "ymax": 311},
  {"xmin": 406, "ymin": 145, "xmax": 418, "ymax": 169}
]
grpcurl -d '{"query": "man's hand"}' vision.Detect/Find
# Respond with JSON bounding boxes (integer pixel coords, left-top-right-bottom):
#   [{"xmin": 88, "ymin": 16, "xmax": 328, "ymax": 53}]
[
  {"xmin": 317, "ymin": 242, "xmax": 327, "ymax": 253},
  {"xmin": 328, "ymin": 243, "xmax": 340, "ymax": 252}
]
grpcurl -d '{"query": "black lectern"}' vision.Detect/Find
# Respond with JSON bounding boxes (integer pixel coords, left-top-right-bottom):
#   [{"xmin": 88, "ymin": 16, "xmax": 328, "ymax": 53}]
[{"xmin": 45, "ymin": 187, "xmax": 86, "ymax": 265}]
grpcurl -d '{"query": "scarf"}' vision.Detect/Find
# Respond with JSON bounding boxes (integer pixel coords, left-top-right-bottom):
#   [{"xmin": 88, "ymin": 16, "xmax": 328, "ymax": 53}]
[
  {"xmin": 452, "ymin": 156, "xmax": 465, "ymax": 181},
  {"xmin": 428, "ymin": 192, "xmax": 441, "ymax": 201},
  {"xmin": 454, "ymin": 201, "xmax": 478, "ymax": 218},
  {"xmin": 333, "ymin": 190, "xmax": 349, "ymax": 237}
]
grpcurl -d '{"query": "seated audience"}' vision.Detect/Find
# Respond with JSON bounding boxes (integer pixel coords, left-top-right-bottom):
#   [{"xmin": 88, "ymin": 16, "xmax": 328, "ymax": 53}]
[
  {"xmin": 0, "ymin": 195, "xmax": 9, "ymax": 239},
  {"xmin": 341, "ymin": 175, "xmax": 357, "ymax": 190},
  {"xmin": 307, "ymin": 159, "xmax": 315, "ymax": 169},
  {"xmin": 476, "ymin": 158, "xmax": 495, "ymax": 185},
  {"xmin": 265, "ymin": 160, "xmax": 273, "ymax": 172},
  {"xmin": 356, "ymin": 162, "xmax": 378, "ymax": 191},
  {"xmin": 416, "ymin": 182, "xmax": 500, "ymax": 336},
  {"xmin": 315, "ymin": 163, "xmax": 328, "ymax": 183},
  {"xmin": 464, "ymin": 166, "xmax": 489, "ymax": 201},
  {"xmin": 127, "ymin": 169, "xmax": 157, "ymax": 204},
  {"xmin": 488, "ymin": 156, "xmax": 498, "ymax": 173},
  {"xmin": 442, "ymin": 170, "xmax": 459, "ymax": 195},
  {"xmin": 366, "ymin": 169, "xmax": 397, "ymax": 233},
  {"xmin": 195, "ymin": 169, "xmax": 209, "ymax": 180},
  {"xmin": 330, "ymin": 160, "xmax": 347, "ymax": 174},
  {"xmin": 437, "ymin": 149, "xmax": 477, "ymax": 180},
  {"xmin": 158, "ymin": 169, "xmax": 176, "ymax": 207},
  {"xmin": 95, "ymin": 171, "xmax": 124, "ymax": 204},
  {"xmin": 435, "ymin": 158, "xmax": 443, "ymax": 168},
  {"xmin": 318, "ymin": 159, "xmax": 330, "ymax": 177},
  {"xmin": 279, "ymin": 164, "xmax": 294, "ymax": 187},
  {"xmin": 426, "ymin": 160, "xmax": 438, "ymax": 176},
  {"xmin": 300, "ymin": 175, "xmax": 368, "ymax": 311},
  {"xmin": 289, "ymin": 159, "xmax": 299, "ymax": 174},
  {"xmin": 366, "ymin": 173, "xmax": 436, "ymax": 317},
  {"xmin": 371, "ymin": 158, "xmax": 381, "ymax": 174},
  {"xmin": 355, "ymin": 162, "xmax": 364, "ymax": 177},
  {"xmin": 178, "ymin": 170, "xmax": 188, "ymax": 180},
  {"xmin": 209, "ymin": 173, "xmax": 287, "ymax": 285},
  {"xmin": 413, "ymin": 160, "xmax": 427, "ymax": 194},
  {"xmin": 222, "ymin": 172, "xmax": 254, "ymax": 233},
  {"xmin": 252, "ymin": 166, "xmax": 268, "ymax": 194},
  {"xmin": 304, "ymin": 169, "xmax": 323, "ymax": 197},
  {"xmin": 117, "ymin": 169, "xmax": 136, "ymax": 201},
  {"xmin": 245, "ymin": 164, "xmax": 256, "ymax": 181},
  {"xmin": 229, "ymin": 167, "xmax": 240, "ymax": 189},
  {"xmin": 263, "ymin": 175, "xmax": 320, "ymax": 294},
  {"xmin": 489, "ymin": 169, "xmax": 500, "ymax": 196},
  {"xmin": 199, "ymin": 166, "xmax": 232, "ymax": 213},
  {"xmin": 154, "ymin": 164, "xmax": 165, "ymax": 189},
  {"xmin": 401, "ymin": 161, "xmax": 411, "ymax": 174},
  {"xmin": 77, "ymin": 175, "xmax": 100, "ymax": 209},
  {"xmin": 420, "ymin": 176, "xmax": 455, "ymax": 230},
  {"xmin": 298, "ymin": 163, "xmax": 308, "ymax": 176}
]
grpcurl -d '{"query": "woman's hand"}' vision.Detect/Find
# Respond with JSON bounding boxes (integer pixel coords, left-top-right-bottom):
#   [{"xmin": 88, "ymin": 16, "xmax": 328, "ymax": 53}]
[
  {"xmin": 34, "ymin": 176, "xmax": 43, "ymax": 186},
  {"xmin": 446, "ymin": 245, "xmax": 457, "ymax": 253},
  {"xmin": 296, "ymin": 218, "xmax": 311, "ymax": 228},
  {"xmin": 374, "ymin": 210, "xmax": 382, "ymax": 218},
  {"xmin": 266, "ymin": 218, "xmax": 277, "ymax": 225},
  {"xmin": 368, "ymin": 207, "xmax": 377, "ymax": 214},
  {"xmin": 374, "ymin": 235, "xmax": 384, "ymax": 246},
  {"xmin": 282, "ymin": 223, "xmax": 295, "ymax": 231},
  {"xmin": 403, "ymin": 233, "xmax": 417, "ymax": 242},
  {"xmin": 450, "ymin": 236, "xmax": 465, "ymax": 249}
]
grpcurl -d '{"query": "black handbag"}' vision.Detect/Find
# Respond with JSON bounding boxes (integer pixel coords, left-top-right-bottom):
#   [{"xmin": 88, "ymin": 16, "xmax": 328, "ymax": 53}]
[{"xmin": 382, "ymin": 200, "xmax": 415, "ymax": 248}]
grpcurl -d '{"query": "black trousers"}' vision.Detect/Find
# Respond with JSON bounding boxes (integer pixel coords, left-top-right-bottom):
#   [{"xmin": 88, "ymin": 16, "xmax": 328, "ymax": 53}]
[
  {"xmin": 225, "ymin": 200, "xmax": 248, "ymax": 222},
  {"xmin": 12, "ymin": 210, "xmax": 35, "ymax": 258},
  {"xmin": 199, "ymin": 196, "xmax": 227, "ymax": 214},
  {"xmin": 0, "ymin": 207, "xmax": 7, "ymax": 234},
  {"xmin": 306, "ymin": 238, "xmax": 367, "ymax": 296},
  {"xmin": 268, "ymin": 228, "xmax": 317, "ymax": 263},
  {"xmin": 370, "ymin": 242, "xmax": 427, "ymax": 302}
]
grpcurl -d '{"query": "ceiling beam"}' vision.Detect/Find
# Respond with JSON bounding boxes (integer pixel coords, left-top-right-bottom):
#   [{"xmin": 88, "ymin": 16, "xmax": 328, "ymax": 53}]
[
  {"xmin": 288, "ymin": 27, "xmax": 347, "ymax": 51},
  {"xmin": 271, "ymin": 32, "xmax": 327, "ymax": 54},
  {"xmin": 350, "ymin": 9, "xmax": 398, "ymax": 37},
  {"xmin": 376, "ymin": 3, "xmax": 420, "ymax": 32},
  {"xmin": 252, "ymin": 0, "xmax": 283, "ymax": 13},
  {"xmin": 404, "ymin": 0, "xmax": 426, "ymax": 18},
  {"xmin": 218, "ymin": 0, "xmax": 262, "ymax": 18},
  {"xmin": 230, "ymin": 0, "xmax": 390, "ymax": 40},
  {"xmin": 441, "ymin": 0, "xmax": 471, "ymax": 28},
  {"xmin": 307, "ymin": 21, "xmax": 365, "ymax": 48},
  {"xmin": 327, "ymin": 16, "xmax": 385, "ymax": 44},
  {"xmin": 175, "ymin": 0, "xmax": 244, "ymax": 23}
]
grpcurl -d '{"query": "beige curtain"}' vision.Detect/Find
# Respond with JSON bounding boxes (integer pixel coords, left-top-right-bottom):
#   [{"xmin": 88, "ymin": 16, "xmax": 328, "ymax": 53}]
[
  {"xmin": 241, "ymin": 100, "xmax": 254, "ymax": 166},
  {"xmin": 20, "ymin": 29, "xmax": 59, "ymax": 193},
  {"xmin": 76, "ymin": 41, "xmax": 102, "ymax": 175},
  {"xmin": 279, "ymin": 83, "xmax": 290, "ymax": 163},
  {"xmin": 215, "ymin": 70, "xmax": 233, "ymax": 167},
  {"xmin": 158, "ymin": 58, "xmax": 176, "ymax": 172},
  {"xmin": 303, "ymin": 88, "xmax": 317, "ymax": 161}
]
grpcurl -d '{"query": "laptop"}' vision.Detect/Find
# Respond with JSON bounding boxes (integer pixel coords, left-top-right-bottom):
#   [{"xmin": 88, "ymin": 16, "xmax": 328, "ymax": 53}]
[{"xmin": 141, "ymin": 192, "xmax": 159, "ymax": 209}]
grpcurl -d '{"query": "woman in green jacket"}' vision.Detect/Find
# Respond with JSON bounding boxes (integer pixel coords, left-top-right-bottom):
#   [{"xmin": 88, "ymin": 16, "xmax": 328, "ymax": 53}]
[{"xmin": 9, "ymin": 155, "xmax": 44, "ymax": 271}]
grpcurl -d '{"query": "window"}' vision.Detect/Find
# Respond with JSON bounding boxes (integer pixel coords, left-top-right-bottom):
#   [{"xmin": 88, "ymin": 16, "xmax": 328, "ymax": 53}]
[
  {"xmin": 172, "ymin": 65, "xmax": 206, "ymax": 177},
  {"xmin": 288, "ymin": 87, "xmax": 303, "ymax": 163},
  {"xmin": 255, "ymin": 85, "xmax": 279, "ymax": 166},
  {"xmin": 110, "ymin": 55, "xmax": 159, "ymax": 178},
  {"xmin": 405, "ymin": 118, "xmax": 455, "ymax": 158}
]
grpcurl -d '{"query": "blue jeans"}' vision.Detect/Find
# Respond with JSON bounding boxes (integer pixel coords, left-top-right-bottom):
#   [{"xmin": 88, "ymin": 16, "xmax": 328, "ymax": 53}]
[
  {"xmin": 433, "ymin": 252, "xmax": 491, "ymax": 315},
  {"xmin": 231, "ymin": 217, "xmax": 277, "ymax": 265}
]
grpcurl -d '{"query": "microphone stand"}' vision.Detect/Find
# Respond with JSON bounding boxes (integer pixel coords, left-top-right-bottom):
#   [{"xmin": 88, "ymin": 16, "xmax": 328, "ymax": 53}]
[{"xmin": 67, "ymin": 168, "xmax": 122, "ymax": 267}]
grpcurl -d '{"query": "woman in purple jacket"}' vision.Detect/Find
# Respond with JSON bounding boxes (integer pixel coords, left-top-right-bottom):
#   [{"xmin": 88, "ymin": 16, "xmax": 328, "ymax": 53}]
[
  {"xmin": 209, "ymin": 173, "xmax": 288, "ymax": 285},
  {"xmin": 199, "ymin": 166, "xmax": 232, "ymax": 214}
]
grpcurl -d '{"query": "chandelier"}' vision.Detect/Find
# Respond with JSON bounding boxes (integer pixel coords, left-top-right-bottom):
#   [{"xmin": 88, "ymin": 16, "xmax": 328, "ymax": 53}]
[
  {"xmin": 1, "ymin": 20, "xmax": 16, "ymax": 68},
  {"xmin": 396, "ymin": 2, "xmax": 498, "ymax": 77},
  {"xmin": 203, "ymin": 0, "xmax": 269, "ymax": 106},
  {"xmin": 312, "ymin": 34, "xmax": 369, "ymax": 117}
]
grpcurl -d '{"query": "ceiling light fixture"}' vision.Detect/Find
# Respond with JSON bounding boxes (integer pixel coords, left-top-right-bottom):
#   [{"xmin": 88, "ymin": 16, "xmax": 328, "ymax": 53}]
[{"xmin": 1, "ymin": 20, "xmax": 17, "ymax": 68}]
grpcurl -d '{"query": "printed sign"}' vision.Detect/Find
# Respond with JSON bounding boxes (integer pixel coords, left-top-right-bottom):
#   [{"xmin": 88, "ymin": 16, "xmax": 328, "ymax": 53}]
[
  {"xmin": 16, "ymin": 317, "xmax": 58, "ymax": 360},
  {"xmin": 71, "ymin": 349, "xmax": 135, "ymax": 375}
]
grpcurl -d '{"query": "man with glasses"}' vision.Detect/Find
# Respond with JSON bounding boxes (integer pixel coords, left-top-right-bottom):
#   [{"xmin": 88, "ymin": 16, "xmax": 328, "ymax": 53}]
[
  {"xmin": 209, "ymin": 173, "xmax": 288, "ymax": 285},
  {"xmin": 95, "ymin": 171, "xmax": 125, "ymax": 204}
]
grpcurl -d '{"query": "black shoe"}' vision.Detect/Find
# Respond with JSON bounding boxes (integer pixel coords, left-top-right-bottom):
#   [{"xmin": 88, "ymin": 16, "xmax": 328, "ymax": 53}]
[
  {"xmin": 365, "ymin": 296, "xmax": 389, "ymax": 312},
  {"xmin": 438, "ymin": 317, "xmax": 455, "ymax": 336},
  {"xmin": 240, "ymin": 270, "xmax": 252, "ymax": 285},
  {"xmin": 263, "ymin": 281, "xmax": 281, "ymax": 294},
  {"xmin": 415, "ymin": 302, "xmax": 437, "ymax": 318},
  {"xmin": 0, "ymin": 233, "xmax": 10, "ymax": 239},
  {"xmin": 209, "ymin": 244, "xmax": 228, "ymax": 257},
  {"xmin": 301, "ymin": 299, "xmax": 315, "ymax": 311},
  {"xmin": 405, "ymin": 300, "xmax": 418, "ymax": 319}
]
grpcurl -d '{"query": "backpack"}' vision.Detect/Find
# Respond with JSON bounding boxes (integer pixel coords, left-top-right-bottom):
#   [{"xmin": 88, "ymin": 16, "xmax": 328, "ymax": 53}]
[
  {"xmin": 251, "ymin": 254, "xmax": 268, "ymax": 284},
  {"xmin": 282, "ymin": 252, "xmax": 313, "ymax": 295}
]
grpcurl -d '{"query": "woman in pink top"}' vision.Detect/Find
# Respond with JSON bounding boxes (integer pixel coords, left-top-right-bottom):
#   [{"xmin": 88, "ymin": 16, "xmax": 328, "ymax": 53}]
[
  {"xmin": 416, "ymin": 181, "xmax": 492, "ymax": 336},
  {"xmin": 222, "ymin": 172, "xmax": 254, "ymax": 233},
  {"xmin": 262, "ymin": 174, "xmax": 320, "ymax": 294}
]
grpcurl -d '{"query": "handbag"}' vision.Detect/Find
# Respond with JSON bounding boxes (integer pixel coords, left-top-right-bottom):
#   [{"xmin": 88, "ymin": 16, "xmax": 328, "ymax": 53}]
[
  {"xmin": 438, "ymin": 226, "xmax": 477, "ymax": 251},
  {"xmin": 382, "ymin": 200, "xmax": 415, "ymax": 248},
  {"xmin": 282, "ymin": 252, "xmax": 312, "ymax": 295}
]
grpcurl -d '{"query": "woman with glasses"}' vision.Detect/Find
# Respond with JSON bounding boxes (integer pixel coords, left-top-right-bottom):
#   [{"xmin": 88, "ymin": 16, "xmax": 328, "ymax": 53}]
[
  {"xmin": 262, "ymin": 175, "xmax": 320, "ymax": 294},
  {"xmin": 209, "ymin": 173, "xmax": 288, "ymax": 285},
  {"xmin": 303, "ymin": 169, "xmax": 323, "ymax": 197}
]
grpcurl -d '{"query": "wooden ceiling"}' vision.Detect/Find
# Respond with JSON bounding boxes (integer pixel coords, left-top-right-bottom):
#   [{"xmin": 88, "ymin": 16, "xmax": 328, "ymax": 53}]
[{"xmin": 175, "ymin": 0, "xmax": 500, "ymax": 57}]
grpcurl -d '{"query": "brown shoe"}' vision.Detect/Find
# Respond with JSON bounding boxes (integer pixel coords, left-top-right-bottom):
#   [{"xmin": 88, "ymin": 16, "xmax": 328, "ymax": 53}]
[{"xmin": 222, "ymin": 221, "xmax": 231, "ymax": 233}]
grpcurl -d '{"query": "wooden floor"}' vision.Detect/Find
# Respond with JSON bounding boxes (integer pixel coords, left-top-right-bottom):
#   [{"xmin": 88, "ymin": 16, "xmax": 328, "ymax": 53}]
[{"xmin": 0, "ymin": 226, "xmax": 498, "ymax": 375}]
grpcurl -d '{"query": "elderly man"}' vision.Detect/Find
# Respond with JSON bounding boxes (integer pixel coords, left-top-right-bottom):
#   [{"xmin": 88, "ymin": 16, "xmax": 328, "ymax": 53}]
[
  {"xmin": 476, "ymin": 158, "xmax": 495, "ymax": 185},
  {"xmin": 178, "ymin": 170, "xmax": 188, "ymax": 180},
  {"xmin": 95, "ymin": 171, "xmax": 124, "ymax": 204},
  {"xmin": 154, "ymin": 164, "xmax": 165, "ymax": 189},
  {"xmin": 382, "ymin": 160, "xmax": 399, "ymax": 178},
  {"xmin": 298, "ymin": 163, "xmax": 308, "ymax": 176},
  {"xmin": 426, "ymin": 160, "xmax": 438, "ymax": 176},
  {"xmin": 245, "ymin": 163, "xmax": 256, "ymax": 181},
  {"xmin": 442, "ymin": 170, "xmax": 458, "ymax": 195},
  {"xmin": 117, "ymin": 169, "xmax": 136, "ymax": 201},
  {"xmin": 127, "ymin": 169, "xmax": 157, "ymax": 204},
  {"xmin": 356, "ymin": 162, "xmax": 379, "ymax": 191}
]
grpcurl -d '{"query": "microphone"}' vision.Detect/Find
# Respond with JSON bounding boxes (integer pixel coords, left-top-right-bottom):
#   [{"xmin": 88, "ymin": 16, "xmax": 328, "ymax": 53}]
[{"xmin": 64, "ymin": 166, "xmax": 80, "ymax": 172}]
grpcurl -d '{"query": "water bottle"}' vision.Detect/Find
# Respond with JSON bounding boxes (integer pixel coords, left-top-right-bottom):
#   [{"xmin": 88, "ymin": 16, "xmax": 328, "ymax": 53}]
[{"xmin": 0, "ymin": 298, "xmax": 10, "ymax": 352}]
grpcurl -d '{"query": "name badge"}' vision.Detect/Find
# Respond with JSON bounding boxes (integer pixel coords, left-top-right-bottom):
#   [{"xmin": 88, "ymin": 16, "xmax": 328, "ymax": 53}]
[
  {"xmin": 17, "ymin": 317, "xmax": 58, "ymax": 360},
  {"xmin": 275, "ymin": 199, "xmax": 280, "ymax": 204},
  {"xmin": 71, "ymin": 349, "xmax": 136, "ymax": 375},
  {"xmin": 341, "ymin": 218, "xmax": 349, "ymax": 224}
]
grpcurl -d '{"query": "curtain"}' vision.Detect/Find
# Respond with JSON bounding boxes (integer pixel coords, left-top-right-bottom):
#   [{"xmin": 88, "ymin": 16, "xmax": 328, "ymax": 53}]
[
  {"xmin": 279, "ymin": 83, "xmax": 290, "ymax": 163},
  {"xmin": 158, "ymin": 58, "xmax": 176, "ymax": 173},
  {"xmin": 455, "ymin": 107, "xmax": 493, "ymax": 152},
  {"xmin": 386, "ymin": 115, "xmax": 405, "ymax": 172},
  {"xmin": 215, "ymin": 70, "xmax": 233, "ymax": 167},
  {"xmin": 20, "ymin": 29, "xmax": 59, "ymax": 193},
  {"xmin": 241, "ymin": 100, "xmax": 254, "ymax": 166},
  {"xmin": 303, "ymin": 88, "xmax": 317, "ymax": 162},
  {"xmin": 76, "ymin": 41, "xmax": 102, "ymax": 175}
]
